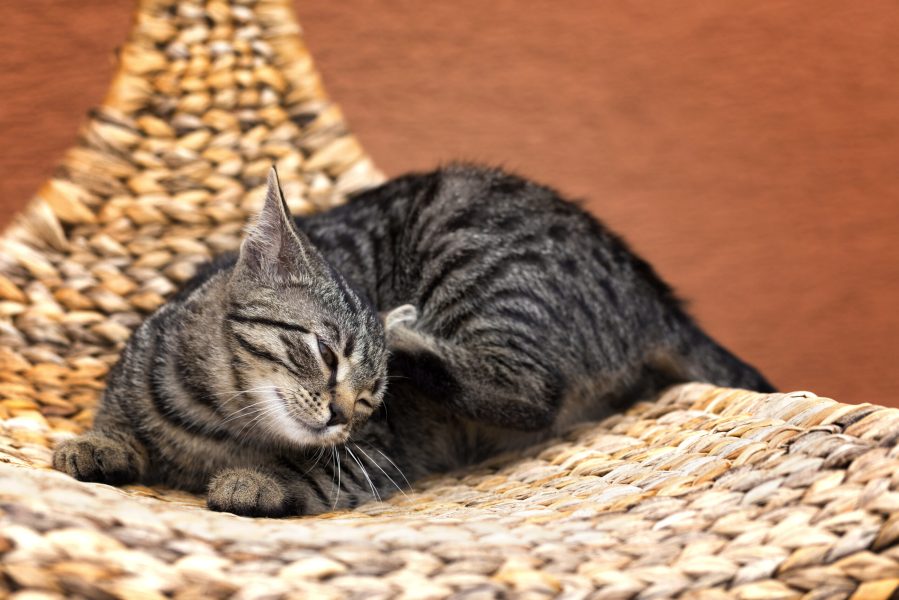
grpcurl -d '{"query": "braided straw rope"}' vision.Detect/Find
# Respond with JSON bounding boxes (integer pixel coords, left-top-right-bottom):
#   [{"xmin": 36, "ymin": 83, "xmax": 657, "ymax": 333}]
[{"xmin": 2, "ymin": 1, "xmax": 898, "ymax": 598}]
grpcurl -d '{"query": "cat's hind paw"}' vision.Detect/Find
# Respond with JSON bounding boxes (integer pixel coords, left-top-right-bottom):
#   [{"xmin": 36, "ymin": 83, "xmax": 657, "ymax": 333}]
[
  {"xmin": 383, "ymin": 304, "xmax": 418, "ymax": 331},
  {"xmin": 207, "ymin": 468, "xmax": 289, "ymax": 517},
  {"xmin": 52, "ymin": 433, "xmax": 143, "ymax": 485}
]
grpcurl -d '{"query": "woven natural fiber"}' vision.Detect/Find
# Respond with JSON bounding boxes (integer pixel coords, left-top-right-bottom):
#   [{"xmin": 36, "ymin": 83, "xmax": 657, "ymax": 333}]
[{"xmin": 2, "ymin": 1, "xmax": 898, "ymax": 598}]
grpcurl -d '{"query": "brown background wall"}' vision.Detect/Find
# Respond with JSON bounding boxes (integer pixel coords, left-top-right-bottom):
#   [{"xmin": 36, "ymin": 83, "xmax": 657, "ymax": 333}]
[{"xmin": 0, "ymin": 1, "xmax": 896, "ymax": 406}]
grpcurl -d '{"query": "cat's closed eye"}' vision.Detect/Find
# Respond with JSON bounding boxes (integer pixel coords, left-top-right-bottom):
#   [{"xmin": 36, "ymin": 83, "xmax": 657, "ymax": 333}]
[{"xmin": 318, "ymin": 339, "xmax": 337, "ymax": 369}]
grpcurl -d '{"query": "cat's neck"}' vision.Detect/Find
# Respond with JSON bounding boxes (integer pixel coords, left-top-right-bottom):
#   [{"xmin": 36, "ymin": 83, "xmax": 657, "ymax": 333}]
[{"xmin": 296, "ymin": 205, "xmax": 415, "ymax": 310}]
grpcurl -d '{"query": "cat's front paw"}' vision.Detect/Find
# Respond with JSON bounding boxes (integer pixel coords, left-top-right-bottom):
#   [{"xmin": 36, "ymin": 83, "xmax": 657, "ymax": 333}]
[
  {"xmin": 207, "ymin": 468, "xmax": 289, "ymax": 517},
  {"xmin": 52, "ymin": 434, "xmax": 142, "ymax": 485}
]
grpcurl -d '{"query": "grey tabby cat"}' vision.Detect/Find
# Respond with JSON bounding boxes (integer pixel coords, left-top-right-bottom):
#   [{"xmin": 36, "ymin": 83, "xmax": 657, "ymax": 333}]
[{"xmin": 53, "ymin": 165, "xmax": 773, "ymax": 516}]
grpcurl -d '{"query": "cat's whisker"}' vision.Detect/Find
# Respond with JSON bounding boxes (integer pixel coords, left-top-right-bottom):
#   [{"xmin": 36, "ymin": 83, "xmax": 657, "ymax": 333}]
[
  {"xmin": 332, "ymin": 446, "xmax": 341, "ymax": 510},
  {"xmin": 233, "ymin": 413, "xmax": 266, "ymax": 442},
  {"xmin": 301, "ymin": 446, "xmax": 326, "ymax": 477},
  {"xmin": 214, "ymin": 385, "xmax": 277, "ymax": 405},
  {"xmin": 347, "ymin": 446, "xmax": 380, "ymax": 502},
  {"xmin": 234, "ymin": 405, "xmax": 281, "ymax": 442},
  {"xmin": 354, "ymin": 443, "xmax": 406, "ymax": 498},
  {"xmin": 220, "ymin": 400, "xmax": 274, "ymax": 424},
  {"xmin": 220, "ymin": 386, "xmax": 288, "ymax": 426},
  {"xmin": 221, "ymin": 404, "xmax": 280, "ymax": 430},
  {"xmin": 328, "ymin": 446, "xmax": 337, "ymax": 488},
  {"xmin": 365, "ymin": 443, "xmax": 412, "ymax": 490}
]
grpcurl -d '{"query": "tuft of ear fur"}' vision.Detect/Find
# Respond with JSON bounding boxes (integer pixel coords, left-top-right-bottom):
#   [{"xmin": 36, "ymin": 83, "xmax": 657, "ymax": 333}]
[
  {"xmin": 238, "ymin": 167, "xmax": 320, "ymax": 279},
  {"xmin": 382, "ymin": 304, "xmax": 418, "ymax": 332}
]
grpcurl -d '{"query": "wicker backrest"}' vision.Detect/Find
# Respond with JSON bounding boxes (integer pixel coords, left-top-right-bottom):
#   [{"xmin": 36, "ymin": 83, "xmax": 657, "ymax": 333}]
[{"xmin": 2, "ymin": 1, "xmax": 899, "ymax": 598}]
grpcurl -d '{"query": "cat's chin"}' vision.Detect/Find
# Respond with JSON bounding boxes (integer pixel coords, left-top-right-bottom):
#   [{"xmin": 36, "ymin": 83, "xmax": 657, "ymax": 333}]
[
  {"xmin": 269, "ymin": 416, "xmax": 349, "ymax": 448},
  {"xmin": 296, "ymin": 423, "xmax": 350, "ymax": 446}
]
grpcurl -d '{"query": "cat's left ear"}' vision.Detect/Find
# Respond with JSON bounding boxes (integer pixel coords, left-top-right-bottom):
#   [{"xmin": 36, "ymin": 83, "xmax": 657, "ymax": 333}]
[{"xmin": 238, "ymin": 167, "xmax": 322, "ymax": 279}]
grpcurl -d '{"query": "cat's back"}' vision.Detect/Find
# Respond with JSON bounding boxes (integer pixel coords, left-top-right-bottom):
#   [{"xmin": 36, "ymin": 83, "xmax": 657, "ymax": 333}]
[
  {"xmin": 305, "ymin": 163, "xmax": 594, "ymax": 244},
  {"xmin": 301, "ymin": 164, "xmax": 628, "ymax": 302},
  {"xmin": 302, "ymin": 164, "xmax": 678, "ymax": 319},
  {"xmin": 352, "ymin": 164, "xmax": 628, "ymax": 266}
]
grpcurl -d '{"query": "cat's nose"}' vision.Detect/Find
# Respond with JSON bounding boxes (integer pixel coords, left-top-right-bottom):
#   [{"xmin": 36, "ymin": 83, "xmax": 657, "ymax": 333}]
[{"xmin": 326, "ymin": 403, "xmax": 349, "ymax": 427}]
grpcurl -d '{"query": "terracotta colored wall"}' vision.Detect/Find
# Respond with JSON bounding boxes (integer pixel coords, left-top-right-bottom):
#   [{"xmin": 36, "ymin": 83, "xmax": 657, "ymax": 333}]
[{"xmin": 1, "ymin": 2, "xmax": 897, "ymax": 406}]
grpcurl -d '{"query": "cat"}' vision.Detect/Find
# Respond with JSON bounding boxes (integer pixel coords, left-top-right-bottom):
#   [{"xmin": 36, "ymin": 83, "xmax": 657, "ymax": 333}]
[{"xmin": 53, "ymin": 164, "xmax": 774, "ymax": 517}]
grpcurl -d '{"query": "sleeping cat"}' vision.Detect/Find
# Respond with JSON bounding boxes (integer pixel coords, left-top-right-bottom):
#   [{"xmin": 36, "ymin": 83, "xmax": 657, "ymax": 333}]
[{"xmin": 53, "ymin": 165, "xmax": 773, "ymax": 517}]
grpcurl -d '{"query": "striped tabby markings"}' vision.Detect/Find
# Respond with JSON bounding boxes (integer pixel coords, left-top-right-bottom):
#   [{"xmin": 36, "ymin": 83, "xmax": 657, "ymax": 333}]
[
  {"xmin": 226, "ymin": 312, "xmax": 311, "ymax": 333},
  {"xmin": 230, "ymin": 331, "xmax": 306, "ymax": 381}
]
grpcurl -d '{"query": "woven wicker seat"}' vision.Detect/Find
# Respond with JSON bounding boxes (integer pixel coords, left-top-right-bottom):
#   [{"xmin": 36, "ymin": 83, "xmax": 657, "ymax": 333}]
[{"xmin": 2, "ymin": 1, "xmax": 898, "ymax": 598}]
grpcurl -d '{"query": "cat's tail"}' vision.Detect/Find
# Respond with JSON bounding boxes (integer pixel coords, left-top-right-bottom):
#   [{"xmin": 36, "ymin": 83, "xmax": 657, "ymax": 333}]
[{"xmin": 665, "ymin": 321, "xmax": 776, "ymax": 393}]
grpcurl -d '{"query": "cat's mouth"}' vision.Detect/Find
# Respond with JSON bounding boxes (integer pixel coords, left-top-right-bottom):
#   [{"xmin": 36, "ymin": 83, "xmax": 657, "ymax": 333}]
[{"xmin": 275, "ymin": 389, "xmax": 350, "ymax": 444}]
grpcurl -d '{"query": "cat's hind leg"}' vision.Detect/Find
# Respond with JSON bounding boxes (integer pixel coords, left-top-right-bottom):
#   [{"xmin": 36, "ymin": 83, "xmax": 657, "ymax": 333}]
[
  {"xmin": 387, "ymin": 322, "xmax": 564, "ymax": 431},
  {"xmin": 52, "ymin": 431, "xmax": 147, "ymax": 485}
]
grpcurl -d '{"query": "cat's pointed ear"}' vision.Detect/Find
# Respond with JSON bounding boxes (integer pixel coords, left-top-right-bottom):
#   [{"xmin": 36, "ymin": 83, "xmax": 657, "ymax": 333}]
[
  {"xmin": 382, "ymin": 304, "xmax": 418, "ymax": 332},
  {"xmin": 238, "ymin": 167, "xmax": 319, "ymax": 279}
]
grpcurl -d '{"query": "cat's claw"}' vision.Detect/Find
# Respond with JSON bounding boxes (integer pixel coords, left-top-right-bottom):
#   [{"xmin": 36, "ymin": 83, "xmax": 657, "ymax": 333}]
[
  {"xmin": 52, "ymin": 434, "xmax": 142, "ymax": 485},
  {"xmin": 207, "ymin": 468, "xmax": 289, "ymax": 517}
]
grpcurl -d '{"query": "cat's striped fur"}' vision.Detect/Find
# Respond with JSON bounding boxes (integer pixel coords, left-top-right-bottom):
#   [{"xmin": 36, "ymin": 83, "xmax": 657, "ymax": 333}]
[{"xmin": 54, "ymin": 165, "xmax": 773, "ymax": 516}]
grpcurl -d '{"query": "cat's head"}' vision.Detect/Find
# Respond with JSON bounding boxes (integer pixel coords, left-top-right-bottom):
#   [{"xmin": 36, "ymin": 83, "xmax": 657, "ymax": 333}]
[{"xmin": 223, "ymin": 168, "xmax": 409, "ymax": 447}]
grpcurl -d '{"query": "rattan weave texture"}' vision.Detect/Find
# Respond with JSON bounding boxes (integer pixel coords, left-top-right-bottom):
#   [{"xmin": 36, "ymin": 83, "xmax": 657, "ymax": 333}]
[{"xmin": 1, "ymin": 1, "xmax": 898, "ymax": 598}]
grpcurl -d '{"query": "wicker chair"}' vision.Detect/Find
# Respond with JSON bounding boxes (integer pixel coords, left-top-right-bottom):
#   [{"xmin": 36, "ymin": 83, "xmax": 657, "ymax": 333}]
[{"xmin": 2, "ymin": 1, "xmax": 898, "ymax": 598}]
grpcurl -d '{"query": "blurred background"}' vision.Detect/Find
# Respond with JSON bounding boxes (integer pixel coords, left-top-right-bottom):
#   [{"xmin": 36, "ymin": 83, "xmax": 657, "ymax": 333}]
[{"xmin": 0, "ymin": 1, "xmax": 896, "ymax": 406}]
